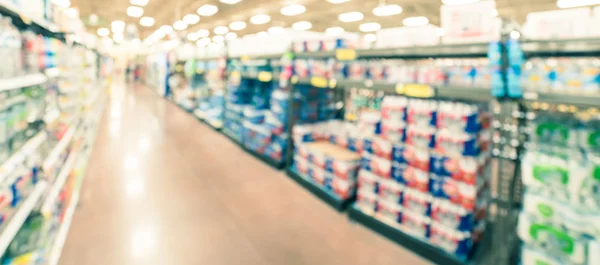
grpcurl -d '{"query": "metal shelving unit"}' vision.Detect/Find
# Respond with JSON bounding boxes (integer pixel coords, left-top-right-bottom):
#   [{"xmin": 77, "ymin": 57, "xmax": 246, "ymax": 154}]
[
  {"xmin": 295, "ymin": 42, "xmax": 490, "ymax": 59},
  {"xmin": 521, "ymin": 38, "xmax": 600, "ymax": 57}
]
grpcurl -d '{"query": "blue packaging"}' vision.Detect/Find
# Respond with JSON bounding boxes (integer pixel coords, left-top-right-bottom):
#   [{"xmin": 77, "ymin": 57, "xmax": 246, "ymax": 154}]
[
  {"xmin": 429, "ymin": 222, "xmax": 473, "ymax": 260},
  {"xmin": 431, "ymin": 198, "xmax": 475, "ymax": 232},
  {"xmin": 392, "ymin": 144, "xmax": 408, "ymax": 164},
  {"xmin": 391, "ymin": 162, "xmax": 408, "ymax": 184}
]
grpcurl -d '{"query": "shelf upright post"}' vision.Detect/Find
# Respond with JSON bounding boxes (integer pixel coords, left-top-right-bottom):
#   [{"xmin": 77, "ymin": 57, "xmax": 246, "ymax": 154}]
[{"xmin": 283, "ymin": 51, "xmax": 297, "ymax": 169}]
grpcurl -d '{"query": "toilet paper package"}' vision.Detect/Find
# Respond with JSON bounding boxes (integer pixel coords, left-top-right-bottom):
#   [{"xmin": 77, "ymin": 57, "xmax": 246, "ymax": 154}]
[
  {"xmin": 406, "ymin": 126, "xmax": 436, "ymax": 149},
  {"xmin": 434, "ymin": 129, "xmax": 483, "ymax": 157},
  {"xmin": 380, "ymin": 120, "xmax": 407, "ymax": 143},
  {"xmin": 377, "ymin": 199, "xmax": 403, "ymax": 223},
  {"xmin": 437, "ymin": 102, "xmax": 489, "ymax": 134},
  {"xmin": 430, "ymin": 153, "xmax": 489, "ymax": 186},
  {"xmin": 429, "ymin": 222, "xmax": 473, "ymax": 260},
  {"xmin": 429, "ymin": 174, "xmax": 484, "ymax": 211},
  {"xmin": 378, "ymin": 177, "xmax": 405, "ymax": 205},
  {"xmin": 361, "ymin": 152, "xmax": 392, "ymax": 178},
  {"xmin": 402, "ymin": 187, "xmax": 432, "ymax": 216},
  {"xmin": 363, "ymin": 136, "xmax": 393, "ymax": 160},
  {"xmin": 382, "ymin": 96, "xmax": 408, "ymax": 121},
  {"xmin": 398, "ymin": 166, "xmax": 430, "ymax": 192},
  {"xmin": 431, "ymin": 198, "xmax": 478, "ymax": 232},
  {"xmin": 358, "ymin": 169, "xmax": 380, "ymax": 194},
  {"xmin": 407, "ymin": 99, "xmax": 438, "ymax": 128},
  {"xmin": 357, "ymin": 189, "xmax": 378, "ymax": 212},
  {"xmin": 401, "ymin": 209, "xmax": 431, "ymax": 239},
  {"xmin": 403, "ymin": 145, "xmax": 431, "ymax": 172}
]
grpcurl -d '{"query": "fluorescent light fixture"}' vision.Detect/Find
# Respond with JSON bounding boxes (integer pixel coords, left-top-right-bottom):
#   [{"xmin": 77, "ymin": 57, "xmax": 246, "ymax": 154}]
[
  {"xmin": 140, "ymin": 17, "xmax": 154, "ymax": 27},
  {"xmin": 403, "ymin": 16, "xmax": 429, "ymax": 27},
  {"xmin": 97, "ymin": 27, "xmax": 110, "ymax": 37},
  {"xmin": 281, "ymin": 4, "xmax": 306, "ymax": 16},
  {"xmin": 359, "ymin": 22, "xmax": 381, "ymax": 32},
  {"xmin": 250, "ymin": 14, "xmax": 271, "ymax": 24},
  {"xmin": 225, "ymin": 32, "xmax": 237, "ymax": 40},
  {"xmin": 229, "ymin": 21, "xmax": 247, "ymax": 31},
  {"xmin": 268, "ymin": 26, "xmax": 284, "ymax": 35},
  {"xmin": 257, "ymin": 31, "xmax": 268, "ymax": 37},
  {"xmin": 187, "ymin": 32, "xmax": 199, "ymax": 41},
  {"xmin": 113, "ymin": 32, "xmax": 124, "ymax": 43},
  {"xmin": 214, "ymin": 26, "xmax": 229, "ymax": 35},
  {"xmin": 197, "ymin": 4, "xmax": 218, "ymax": 16},
  {"xmin": 173, "ymin": 20, "xmax": 187, "ymax": 30},
  {"xmin": 327, "ymin": 0, "xmax": 350, "ymax": 3},
  {"xmin": 326, "ymin": 27, "xmax": 345, "ymax": 35},
  {"xmin": 442, "ymin": 0, "xmax": 480, "ymax": 5},
  {"xmin": 212, "ymin": 35, "xmax": 225, "ymax": 43},
  {"xmin": 491, "ymin": 9, "xmax": 498, "ymax": 17},
  {"xmin": 159, "ymin": 25, "xmax": 173, "ymax": 34},
  {"xmin": 196, "ymin": 29, "xmax": 210, "ymax": 37},
  {"xmin": 557, "ymin": 0, "xmax": 600, "ymax": 8},
  {"xmin": 196, "ymin": 37, "xmax": 211, "ymax": 47},
  {"xmin": 130, "ymin": 0, "xmax": 148, "ymax": 6},
  {"xmin": 364, "ymin": 33, "xmax": 377, "ymax": 42},
  {"xmin": 510, "ymin": 30, "xmax": 521, "ymax": 39},
  {"xmin": 183, "ymin": 14, "xmax": 200, "ymax": 24},
  {"xmin": 220, "ymin": 0, "xmax": 241, "ymax": 4},
  {"xmin": 127, "ymin": 6, "xmax": 144, "ymax": 18},
  {"xmin": 292, "ymin": 21, "xmax": 312, "ymax": 31},
  {"xmin": 111, "ymin": 20, "xmax": 125, "ymax": 32},
  {"xmin": 436, "ymin": 28, "xmax": 445, "ymax": 36},
  {"xmin": 338, "ymin": 12, "xmax": 364, "ymax": 22},
  {"xmin": 372, "ymin": 4, "xmax": 402, "ymax": 16}
]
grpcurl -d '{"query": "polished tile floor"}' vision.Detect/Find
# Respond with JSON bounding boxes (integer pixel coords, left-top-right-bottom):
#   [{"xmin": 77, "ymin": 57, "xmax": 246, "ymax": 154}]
[{"xmin": 59, "ymin": 83, "xmax": 432, "ymax": 265}]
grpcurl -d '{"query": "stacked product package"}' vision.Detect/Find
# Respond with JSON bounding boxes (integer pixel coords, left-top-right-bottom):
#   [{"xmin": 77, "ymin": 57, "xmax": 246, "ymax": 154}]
[
  {"xmin": 241, "ymin": 79, "xmax": 274, "ymax": 155},
  {"xmin": 292, "ymin": 121, "xmax": 362, "ymax": 200},
  {"xmin": 518, "ymin": 113, "xmax": 600, "ymax": 265},
  {"xmin": 197, "ymin": 60, "xmax": 225, "ymax": 126},
  {"xmin": 224, "ymin": 73, "xmax": 252, "ymax": 141},
  {"xmin": 520, "ymin": 57, "xmax": 600, "ymax": 96},
  {"xmin": 355, "ymin": 96, "xmax": 491, "ymax": 260}
]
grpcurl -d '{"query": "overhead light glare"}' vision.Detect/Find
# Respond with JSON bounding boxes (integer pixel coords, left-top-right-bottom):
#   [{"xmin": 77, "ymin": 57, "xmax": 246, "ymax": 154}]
[
  {"xmin": 557, "ymin": 0, "xmax": 600, "ymax": 8},
  {"xmin": 372, "ymin": 4, "xmax": 402, "ymax": 16},
  {"xmin": 97, "ymin": 27, "xmax": 110, "ymax": 37},
  {"xmin": 196, "ymin": 37, "xmax": 211, "ymax": 47},
  {"xmin": 196, "ymin": 29, "xmax": 210, "ymax": 37},
  {"xmin": 491, "ymin": 9, "xmax": 499, "ymax": 17},
  {"xmin": 281, "ymin": 4, "xmax": 306, "ymax": 16},
  {"xmin": 197, "ymin": 4, "xmax": 218, "ymax": 16},
  {"xmin": 402, "ymin": 16, "xmax": 429, "ymax": 27},
  {"xmin": 53, "ymin": 0, "xmax": 71, "ymax": 8},
  {"xmin": 130, "ymin": 0, "xmax": 148, "ymax": 6},
  {"xmin": 364, "ymin": 33, "xmax": 377, "ymax": 42},
  {"xmin": 326, "ymin": 27, "xmax": 345, "ymax": 35},
  {"xmin": 225, "ymin": 32, "xmax": 237, "ymax": 40},
  {"xmin": 510, "ymin": 30, "xmax": 521, "ymax": 39},
  {"xmin": 327, "ymin": 0, "xmax": 350, "ymax": 3},
  {"xmin": 257, "ymin": 31, "xmax": 268, "ymax": 37},
  {"xmin": 173, "ymin": 20, "xmax": 187, "ymax": 30},
  {"xmin": 214, "ymin": 26, "xmax": 229, "ymax": 35},
  {"xmin": 183, "ymin": 14, "xmax": 200, "ymax": 24},
  {"xmin": 229, "ymin": 21, "xmax": 247, "ymax": 31},
  {"xmin": 442, "ymin": 0, "xmax": 480, "ymax": 5},
  {"xmin": 127, "ymin": 6, "xmax": 144, "ymax": 18},
  {"xmin": 292, "ymin": 21, "xmax": 312, "ymax": 31},
  {"xmin": 212, "ymin": 35, "xmax": 225, "ymax": 43},
  {"xmin": 113, "ymin": 32, "xmax": 124, "ymax": 43},
  {"xmin": 159, "ymin": 25, "xmax": 173, "ymax": 34},
  {"xmin": 338, "ymin": 12, "xmax": 364, "ymax": 22},
  {"xmin": 268, "ymin": 26, "xmax": 284, "ymax": 35},
  {"xmin": 187, "ymin": 32, "xmax": 199, "ymax": 41},
  {"xmin": 111, "ymin": 20, "xmax": 125, "ymax": 33},
  {"xmin": 250, "ymin": 14, "xmax": 271, "ymax": 24},
  {"xmin": 220, "ymin": 0, "xmax": 241, "ymax": 3},
  {"xmin": 359, "ymin": 22, "xmax": 381, "ymax": 32},
  {"xmin": 140, "ymin": 17, "xmax": 155, "ymax": 27}
]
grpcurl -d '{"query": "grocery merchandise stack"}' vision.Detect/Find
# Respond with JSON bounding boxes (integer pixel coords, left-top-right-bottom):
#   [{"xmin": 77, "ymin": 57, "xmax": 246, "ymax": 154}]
[{"xmin": 194, "ymin": 58, "xmax": 226, "ymax": 129}]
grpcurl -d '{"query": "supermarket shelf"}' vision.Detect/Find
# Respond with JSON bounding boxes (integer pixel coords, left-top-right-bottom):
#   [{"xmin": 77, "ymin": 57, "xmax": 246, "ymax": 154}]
[
  {"xmin": 347, "ymin": 206, "xmax": 472, "ymax": 265},
  {"xmin": 0, "ymin": 2, "xmax": 60, "ymax": 34},
  {"xmin": 243, "ymin": 146, "xmax": 284, "ymax": 170},
  {"xmin": 230, "ymin": 53, "xmax": 283, "ymax": 60},
  {"xmin": 286, "ymin": 169, "xmax": 353, "ymax": 211},
  {"xmin": 222, "ymin": 128, "xmax": 242, "ymax": 145},
  {"xmin": 42, "ymin": 125, "xmax": 78, "ymax": 171},
  {"xmin": 193, "ymin": 110, "xmax": 223, "ymax": 131},
  {"xmin": 41, "ymin": 153, "xmax": 78, "ymax": 215},
  {"xmin": 0, "ymin": 73, "xmax": 48, "ymax": 92},
  {"xmin": 0, "ymin": 131, "xmax": 47, "ymax": 183},
  {"xmin": 44, "ymin": 67, "xmax": 61, "ymax": 78},
  {"xmin": 295, "ymin": 43, "xmax": 490, "ymax": 59},
  {"xmin": 523, "ymin": 91, "xmax": 600, "ymax": 109},
  {"xmin": 0, "ymin": 181, "xmax": 47, "ymax": 257},
  {"xmin": 47, "ymin": 183, "xmax": 81, "ymax": 265},
  {"xmin": 241, "ymin": 73, "xmax": 280, "ymax": 82},
  {"xmin": 521, "ymin": 38, "xmax": 600, "ymax": 56}
]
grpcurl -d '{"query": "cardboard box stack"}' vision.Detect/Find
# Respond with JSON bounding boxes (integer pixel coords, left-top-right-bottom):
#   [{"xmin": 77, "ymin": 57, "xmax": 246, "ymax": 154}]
[
  {"xmin": 356, "ymin": 96, "xmax": 490, "ymax": 260},
  {"xmin": 292, "ymin": 121, "xmax": 361, "ymax": 200}
]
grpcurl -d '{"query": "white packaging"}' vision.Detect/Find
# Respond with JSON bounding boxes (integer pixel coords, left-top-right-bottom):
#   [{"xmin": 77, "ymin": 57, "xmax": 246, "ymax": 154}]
[{"xmin": 522, "ymin": 8, "xmax": 591, "ymax": 40}]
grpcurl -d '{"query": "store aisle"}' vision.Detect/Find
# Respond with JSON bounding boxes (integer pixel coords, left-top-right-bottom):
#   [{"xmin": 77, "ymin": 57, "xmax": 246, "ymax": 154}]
[{"xmin": 59, "ymin": 83, "xmax": 431, "ymax": 265}]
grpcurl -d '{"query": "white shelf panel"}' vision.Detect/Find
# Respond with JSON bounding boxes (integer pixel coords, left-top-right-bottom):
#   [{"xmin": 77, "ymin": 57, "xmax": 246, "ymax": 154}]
[
  {"xmin": 0, "ymin": 181, "xmax": 47, "ymax": 257},
  {"xmin": 0, "ymin": 131, "xmax": 47, "ymax": 184},
  {"xmin": 42, "ymin": 153, "xmax": 77, "ymax": 215},
  {"xmin": 47, "ymin": 186, "xmax": 80, "ymax": 265},
  {"xmin": 42, "ymin": 126, "xmax": 78, "ymax": 172},
  {"xmin": 0, "ymin": 73, "xmax": 48, "ymax": 92}
]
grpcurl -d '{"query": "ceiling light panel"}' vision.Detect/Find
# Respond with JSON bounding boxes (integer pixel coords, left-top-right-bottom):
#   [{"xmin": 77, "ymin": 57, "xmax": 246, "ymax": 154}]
[
  {"xmin": 292, "ymin": 21, "xmax": 312, "ymax": 31},
  {"xmin": 130, "ymin": 0, "xmax": 148, "ymax": 6},
  {"xmin": 442, "ymin": 0, "xmax": 480, "ymax": 5},
  {"xmin": 372, "ymin": 4, "xmax": 402, "ymax": 16},
  {"xmin": 127, "ymin": 6, "xmax": 144, "ymax": 18},
  {"xmin": 183, "ymin": 14, "xmax": 200, "ymax": 24},
  {"xmin": 111, "ymin": 20, "xmax": 125, "ymax": 33},
  {"xmin": 140, "ymin": 17, "xmax": 154, "ymax": 27},
  {"xmin": 220, "ymin": 0, "xmax": 241, "ymax": 4},
  {"xmin": 173, "ymin": 20, "xmax": 187, "ymax": 30},
  {"xmin": 557, "ymin": 0, "xmax": 600, "ymax": 8},
  {"xmin": 268, "ymin": 26, "xmax": 284, "ymax": 35},
  {"xmin": 281, "ymin": 4, "xmax": 306, "ymax": 16},
  {"xmin": 359, "ymin": 22, "xmax": 381, "ymax": 32},
  {"xmin": 364, "ymin": 33, "xmax": 377, "ymax": 42},
  {"xmin": 229, "ymin": 21, "xmax": 247, "ymax": 31},
  {"xmin": 257, "ymin": 31, "xmax": 268, "ymax": 37},
  {"xmin": 225, "ymin": 32, "xmax": 237, "ymax": 40},
  {"xmin": 328, "ymin": 0, "xmax": 350, "ymax": 3},
  {"xmin": 160, "ymin": 25, "xmax": 173, "ymax": 34},
  {"xmin": 197, "ymin": 37, "xmax": 211, "ymax": 47},
  {"xmin": 326, "ymin": 27, "xmax": 344, "ymax": 35},
  {"xmin": 212, "ymin": 35, "xmax": 224, "ymax": 43},
  {"xmin": 197, "ymin": 4, "xmax": 218, "ymax": 16},
  {"xmin": 338, "ymin": 12, "xmax": 364, "ymax": 22},
  {"xmin": 250, "ymin": 14, "xmax": 271, "ymax": 24},
  {"xmin": 97, "ymin": 28, "xmax": 110, "ymax": 36},
  {"xmin": 187, "ymin": 32, "xmax": 199, "ymax": 41},
  {"xmin": 403, "ymin": 16, "xmax": 429, "ymax": 27},
  {"xmin": 214, "ymin": 26, "xmax": 229, "ymax": 35}
]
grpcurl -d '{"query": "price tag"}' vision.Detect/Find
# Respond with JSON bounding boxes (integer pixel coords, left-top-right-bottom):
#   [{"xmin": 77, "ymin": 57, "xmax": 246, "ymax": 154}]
[
  {"xmin": 335, "ymin": 49, "xmax": 357, "ymax": 61},
  {"xmin": 290, "ymin": 75, "xmax": 299, "ymax": 84},
  {"xmin": 345, "ymin": 113, "xmax": 357, "ymax": 121},
  {"xmin": 258, "ymin": 71, "xmax": 272, "ymax": 82},
  {"xmin": 396, "ymin": 84, "xmax": 435, "ymax": 98},
  {"xmin": 310, "ymin": 77, "xmax": 328, "ymax": 88},
  {"xmin": 328, "ymin": 79, "xmax": 337, "ymax": 89}
]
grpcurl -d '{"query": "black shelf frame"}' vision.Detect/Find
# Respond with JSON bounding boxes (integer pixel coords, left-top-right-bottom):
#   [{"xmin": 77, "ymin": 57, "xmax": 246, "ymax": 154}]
[
  {"xmin": 286, "ymin": 169, "xmax": 354, "ymax": 211},
  {"xmin": 295, "ymin": 43, "xmax": 490, "ymax": 59}
]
